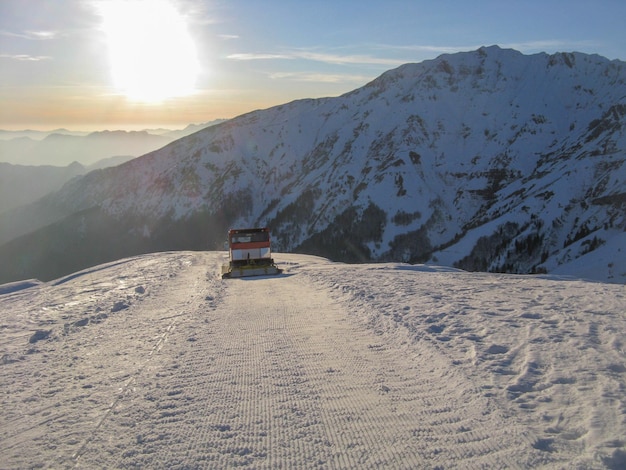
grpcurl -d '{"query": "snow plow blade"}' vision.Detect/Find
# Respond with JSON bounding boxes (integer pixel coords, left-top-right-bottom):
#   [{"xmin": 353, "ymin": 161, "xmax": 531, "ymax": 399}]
[{"xmin": 221, "ymin": 264, "xmax": 282, "ymax": 279}]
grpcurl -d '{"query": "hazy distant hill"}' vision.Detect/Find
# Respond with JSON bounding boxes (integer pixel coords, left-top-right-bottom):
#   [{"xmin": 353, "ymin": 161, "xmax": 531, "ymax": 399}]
[
  {"xmin": 0, "ymin": 121, "xmax": 228, "ymax": 215},
  {"xmin": 0, "ymin": 131, "xmax": 169, "ymax": 166},
  {"xmin": 159, "ymin": 121, "xmax": 228, "ymax": 140},
  {"xmin": 0, "ymin": 46, "xmax": 624, "ymax": 284},
  {"xmin": 0, "ymin": 162, "xmax": 84, "ymax": 215},
  {"xmin": 0, "ymin": 157, "xmax": 134, "ymax": 215},
  {"xmin": 0, "ymin": 121, "xmax": 227, "ymax": 166},
  {"xmin": 0, "ymin": 129, "xmax": 90, "ymax": 140}
]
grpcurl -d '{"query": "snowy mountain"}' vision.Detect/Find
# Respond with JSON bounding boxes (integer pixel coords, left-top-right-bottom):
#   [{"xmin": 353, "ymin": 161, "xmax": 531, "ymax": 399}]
[
  {"xmin": 1, "ymin": 252, "xmax": 625, "ymax": 468},
  {"xmin": 0, "ymin": 46, "xmax": 624, "ymax": 284}
]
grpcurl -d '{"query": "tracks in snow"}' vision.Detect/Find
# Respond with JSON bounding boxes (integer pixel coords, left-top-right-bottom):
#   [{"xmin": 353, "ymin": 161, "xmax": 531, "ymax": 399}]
[
  {"xmin": 77, "ymin": 254, "xmax": 535, "ymax": 468},
  {"xmin": 1, "ymin": 253, "xmax": 546, "ymax": 468}
]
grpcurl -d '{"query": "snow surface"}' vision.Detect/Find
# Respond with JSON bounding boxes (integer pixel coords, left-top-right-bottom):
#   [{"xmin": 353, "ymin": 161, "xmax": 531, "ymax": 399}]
[{"xmin": 1, "ymin": 252, "xmax": 625, "ymax": 468}]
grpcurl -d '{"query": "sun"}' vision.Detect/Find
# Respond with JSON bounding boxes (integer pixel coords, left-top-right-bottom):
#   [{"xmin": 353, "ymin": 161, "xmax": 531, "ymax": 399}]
[{"xmin": 97, "ymin": 0, "xmax": 200, "ymax": 103}]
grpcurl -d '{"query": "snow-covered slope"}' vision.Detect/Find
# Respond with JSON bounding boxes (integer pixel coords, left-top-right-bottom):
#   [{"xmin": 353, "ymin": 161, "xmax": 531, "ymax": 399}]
[
  {"xmin": 0, "ymin": 46, "xmax": 624, "ymax": 284},
  {"xmin": 1, "ymin": 252, "xmax": 624, "ymax": 468}
]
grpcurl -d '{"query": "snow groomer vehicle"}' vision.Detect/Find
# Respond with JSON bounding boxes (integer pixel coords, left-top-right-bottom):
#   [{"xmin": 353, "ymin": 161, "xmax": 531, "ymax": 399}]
[{"xmin": 221, "ymin": 227, "xmax": 282, "ymax": 278}]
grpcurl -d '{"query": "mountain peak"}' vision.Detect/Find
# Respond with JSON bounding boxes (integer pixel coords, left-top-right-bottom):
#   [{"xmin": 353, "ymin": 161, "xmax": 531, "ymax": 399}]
[{"xmin": 0, "ymin": 47, "xmax": 624, "ymax": 284}]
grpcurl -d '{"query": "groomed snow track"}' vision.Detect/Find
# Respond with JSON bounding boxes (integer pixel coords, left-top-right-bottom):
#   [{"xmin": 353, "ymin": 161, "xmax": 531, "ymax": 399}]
[{"xmin": 2, "ymin": 252, "xmax": 623, "ymax": 468}]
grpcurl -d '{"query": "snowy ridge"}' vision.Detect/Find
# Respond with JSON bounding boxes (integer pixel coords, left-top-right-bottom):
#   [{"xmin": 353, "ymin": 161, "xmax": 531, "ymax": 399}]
[
  {"xmin": 1, "ymin": 252, "xmax": 625, "ymax": 467},
  {"xmin": 0, "ymin": 46, "xmax": 624, "ymax": 283}
]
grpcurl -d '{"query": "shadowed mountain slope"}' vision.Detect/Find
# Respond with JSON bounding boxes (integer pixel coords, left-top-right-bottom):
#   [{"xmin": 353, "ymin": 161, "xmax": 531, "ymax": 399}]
[{"xmin": 0, "ymin": 46, "xmax": 624, "ymax": 283}]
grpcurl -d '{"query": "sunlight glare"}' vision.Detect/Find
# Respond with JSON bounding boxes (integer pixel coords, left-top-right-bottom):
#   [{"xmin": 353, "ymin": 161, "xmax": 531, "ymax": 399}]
[{"xmin": 97, "ymin": 0, "xmax": 200, "ymax": 103}]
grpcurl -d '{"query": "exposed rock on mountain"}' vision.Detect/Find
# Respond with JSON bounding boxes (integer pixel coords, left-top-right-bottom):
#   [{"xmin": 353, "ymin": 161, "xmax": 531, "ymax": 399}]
[{"xmin": 0, "ymin": 46, "xmax": 624, "ymax": 283}]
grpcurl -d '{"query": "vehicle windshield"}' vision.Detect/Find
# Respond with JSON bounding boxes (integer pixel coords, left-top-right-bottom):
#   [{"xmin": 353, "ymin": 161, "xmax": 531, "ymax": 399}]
[{"xmin": 231, "ymin": 232, "xmax": 269, "ymax": 244}]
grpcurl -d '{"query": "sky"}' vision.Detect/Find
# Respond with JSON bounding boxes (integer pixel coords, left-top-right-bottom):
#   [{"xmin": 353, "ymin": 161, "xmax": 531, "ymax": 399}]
[{"xmin": 1, "ymin": 0, "xmax": 625, "ymax": 132}]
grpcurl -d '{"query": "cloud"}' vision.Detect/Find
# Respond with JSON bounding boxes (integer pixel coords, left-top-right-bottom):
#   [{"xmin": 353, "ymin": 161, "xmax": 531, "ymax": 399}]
[
  {"xmin": 228, "ymin": 49, "xmax": 405, "ymax": 67},
  {"xmin": 268, "ymin": 72, "xmax": 371, "ymax": 83},
  {"xmin": 499, "ymin": 40, "xmax": 603, "ymax": 52},
  {"xmin": 226, "ymin": 42, "xmax": 602, "ymax": 70},
  {"xmin": 292, "ymin": 51, "xmax": 405, "ymax": 66},
  {"xmin": 0, "ymin": 54, "xmax": 52, "ymax": 61},
  {"xmin": 375, "ymin": 44, "xmax": 467, "ymax": 55},
  {"xmin": 26, "ymin": 30, "xmax": 58, "ymax": 40},
  {"xmin": 379, "ymin": 40, "xmax": 604, "ymax": 56},
  {"xmin": 227, "ymin": 53, "xmax": 292, "ymax": 60},
  {"xmin": 0, "ymin": 30, "xmax": 58, "ymax": 40}
]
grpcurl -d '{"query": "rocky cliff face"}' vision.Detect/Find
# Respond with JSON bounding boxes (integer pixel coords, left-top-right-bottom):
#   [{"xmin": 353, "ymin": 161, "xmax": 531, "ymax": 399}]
[{"xmin": 1, "ymin": 46, "xmax": 624, "ymax": 283}]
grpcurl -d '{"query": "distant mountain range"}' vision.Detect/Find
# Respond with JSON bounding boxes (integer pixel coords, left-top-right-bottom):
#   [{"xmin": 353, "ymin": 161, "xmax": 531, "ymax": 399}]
[
  {"xmin": 0, "ymin": 46, "xmax": 624, "ymax": 284},
  {"xmin": 0, "ymin": 121, "xmax": 227, "ymax": 214},
  {"xmin": 0, "ymin": 121, "xmax": 227, "ymax": 166},
  {"xmin": 0, "ymin": 157, "xmax": 135, "ymax": 216}
]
